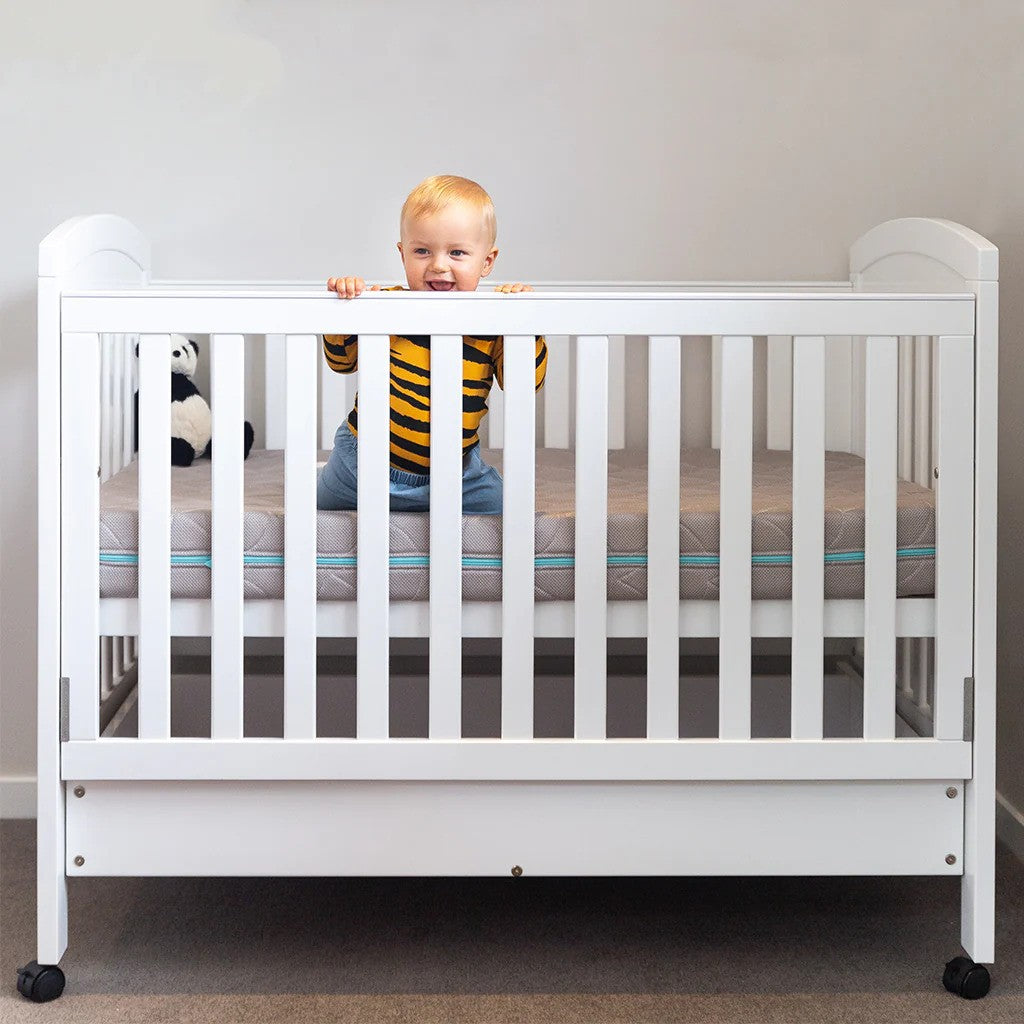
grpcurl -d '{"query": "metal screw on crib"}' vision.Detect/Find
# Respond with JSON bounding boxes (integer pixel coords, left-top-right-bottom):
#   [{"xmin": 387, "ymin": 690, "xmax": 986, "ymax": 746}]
[
  {"xmin": 945, "ymin": 854, "xmax": 957, "ymax": 865},
  {"xmin": 73, "ymin": 786, "xmax": 85, "ymax": 798},
  {"xmin": 511, "ymin": 865, "xmax": 523, "ymax": 877},
  {"xmin": 946, "ymin": 787, "xmax": 958, "ymax": 798},
  {"xmin": 73, "ymin": 856, "xmax": 85, "ymax": 867}
]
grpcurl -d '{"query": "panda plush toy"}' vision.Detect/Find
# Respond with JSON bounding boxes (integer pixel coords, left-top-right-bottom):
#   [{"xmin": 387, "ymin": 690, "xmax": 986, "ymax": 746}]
[{"xmin": 134, "ymin": 335, "xmax": 254, "ymax": 467}]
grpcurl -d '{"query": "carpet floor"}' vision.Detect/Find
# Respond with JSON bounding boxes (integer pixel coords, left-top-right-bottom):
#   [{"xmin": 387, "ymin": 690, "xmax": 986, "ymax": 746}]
[{"xmin": 3, "ymin": 819, "xmax": 1023, "ymax": 1023}]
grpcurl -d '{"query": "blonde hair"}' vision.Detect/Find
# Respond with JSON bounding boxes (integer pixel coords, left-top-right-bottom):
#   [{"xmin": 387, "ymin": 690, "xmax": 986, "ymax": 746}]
[{"xmin": 401, "ymin": 175, "xmax": 497, "ymax": 247}]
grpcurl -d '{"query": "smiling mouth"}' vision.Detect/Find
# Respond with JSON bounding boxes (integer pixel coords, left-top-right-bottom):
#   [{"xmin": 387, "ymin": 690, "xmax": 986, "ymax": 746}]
[{"xmin": 427, "ymin": 281, "xmax": 455, "ymax": 291}]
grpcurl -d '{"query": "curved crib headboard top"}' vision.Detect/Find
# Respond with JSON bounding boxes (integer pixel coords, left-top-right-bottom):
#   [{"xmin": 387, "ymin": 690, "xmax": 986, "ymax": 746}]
[
  {"xmin": 849, "ymin": 217, "xmax": 998, "ymax": 287},
  {"xmin": 39, "ymin": 214, "xmax": 151, "ymax": 284}
]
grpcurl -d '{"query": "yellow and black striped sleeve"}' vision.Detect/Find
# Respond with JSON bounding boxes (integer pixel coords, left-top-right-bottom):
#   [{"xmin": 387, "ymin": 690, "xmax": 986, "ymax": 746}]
[
  {"xmin": 322, "ymin": 334, "xmax": 357, "ymax": 374},
  {"xmin": 491, "ymin": 336, "xmax": 548, "ymax": 392}
]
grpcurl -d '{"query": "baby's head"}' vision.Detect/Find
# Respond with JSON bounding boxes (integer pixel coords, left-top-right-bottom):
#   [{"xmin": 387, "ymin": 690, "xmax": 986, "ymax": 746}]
[{"xmin": 398, "ymin": 175, "xmax": 498, "ymax": 292}]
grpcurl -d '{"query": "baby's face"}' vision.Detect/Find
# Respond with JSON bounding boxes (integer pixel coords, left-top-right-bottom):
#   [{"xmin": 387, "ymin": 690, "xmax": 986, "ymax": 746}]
[{"xmin": 398, "ymin": 201, "xmax": 497, "ymax": 292}]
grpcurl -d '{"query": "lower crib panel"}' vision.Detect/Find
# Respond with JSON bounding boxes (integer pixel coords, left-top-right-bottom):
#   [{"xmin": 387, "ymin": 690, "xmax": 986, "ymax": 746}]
[{"xmin": 65, "ymin": 779, "xmax": 964, "ymax": 878}]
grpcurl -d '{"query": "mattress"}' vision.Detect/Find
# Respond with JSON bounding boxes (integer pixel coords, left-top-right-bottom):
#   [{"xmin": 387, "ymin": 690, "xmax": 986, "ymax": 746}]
[{"xmin": 99, "ymin": 448, "xmax": 936, "ymax": 602}]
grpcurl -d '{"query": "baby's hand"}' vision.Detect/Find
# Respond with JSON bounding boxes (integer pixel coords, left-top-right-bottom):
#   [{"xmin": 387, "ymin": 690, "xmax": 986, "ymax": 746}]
[
  {"xmin": 493, "ymin": 283, "xmax": 534, "ymax": 294},
  {"xmin": 327, "ymin": 277, "xmax": 382, "ymax": 298}
]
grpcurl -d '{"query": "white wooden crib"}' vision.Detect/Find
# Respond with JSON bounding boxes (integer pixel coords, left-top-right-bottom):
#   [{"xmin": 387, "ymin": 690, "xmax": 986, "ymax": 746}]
[{"xmin": 20, "ymin": 214, "xmax": 998, "ymax": 1002}]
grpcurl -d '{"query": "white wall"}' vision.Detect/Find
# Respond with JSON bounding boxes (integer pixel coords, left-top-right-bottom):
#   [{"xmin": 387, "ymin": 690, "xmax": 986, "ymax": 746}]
[{"xmin": 3, "ymin": 0, "xmax": 1024, "ymax": 817}]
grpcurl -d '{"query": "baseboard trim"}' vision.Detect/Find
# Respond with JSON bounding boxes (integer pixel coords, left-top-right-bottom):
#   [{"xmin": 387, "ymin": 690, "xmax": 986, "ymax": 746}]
[
  {"xmin": 0, "ymin": 775, "xmax": 36, "ymax": 819},
  {"xmin": 996, "ymin": 790, "xmax": 1024, "ymax": 864}
]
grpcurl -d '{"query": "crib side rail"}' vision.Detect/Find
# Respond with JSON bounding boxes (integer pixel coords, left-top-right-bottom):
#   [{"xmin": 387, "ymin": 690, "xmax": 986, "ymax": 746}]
[{"xmin": 61, "ymin": 290, "xmax": 974, "ymax": 770}]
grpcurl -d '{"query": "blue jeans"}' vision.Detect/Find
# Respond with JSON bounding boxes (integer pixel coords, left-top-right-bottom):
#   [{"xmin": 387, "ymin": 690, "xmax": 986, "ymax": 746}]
[{"xmin": 316, "ymin": 423, "xmax": 503, "ymax": 514}]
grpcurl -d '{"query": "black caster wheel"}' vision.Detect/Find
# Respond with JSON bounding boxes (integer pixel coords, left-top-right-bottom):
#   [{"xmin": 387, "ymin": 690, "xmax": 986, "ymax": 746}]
[
  {"xmin": 943, "ymin": 956, "xmax": 990, "ymax": 1000},
  {"xmin": 17, "ymin": 961, "xmax": 66, "ymax": 1003}
]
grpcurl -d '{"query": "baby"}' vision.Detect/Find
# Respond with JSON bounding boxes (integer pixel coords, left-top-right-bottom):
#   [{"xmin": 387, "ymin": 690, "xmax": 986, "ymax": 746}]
[{"xmin": 317, "ymin": 175, "xmax": 547, "ymax": 514}]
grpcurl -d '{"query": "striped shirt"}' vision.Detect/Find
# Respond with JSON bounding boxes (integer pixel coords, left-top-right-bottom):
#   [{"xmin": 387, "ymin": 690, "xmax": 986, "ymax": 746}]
[{"xmin": 323, "ymin": 305, "xmax": 547, "ymax": 473}]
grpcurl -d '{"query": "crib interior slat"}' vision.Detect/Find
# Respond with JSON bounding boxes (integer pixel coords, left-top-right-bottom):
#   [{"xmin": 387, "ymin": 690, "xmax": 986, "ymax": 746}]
[
  {"xmin": 765, "ymin": 335, "xmax": 793, "ymax": 451},
  {"xmin": 486, "ymin": 383, "xmax": 504, "ymax": 449},
  {"xmin": 934, "ymin": 335, "xmax": 974, "ymax": 740},
  {"xmin": 137, "ymin": 335, "xmax": 172, "ymax": 738},
  {"xmin": 283, "ymin": 334, "xmax": 318, "ymax": 738},
  {"xmin": 501, "ymin": 336, "xmax": 537, "ymax": 739},
  {"xmin": 646, "ymin": 336, "xmax": 681, "ymax": 739},
  {"xmin": 429, "ymin": 335, "xmax": 464, "ymax": 739},
  {"xmin": 863, "ymin": 336, "xmax": 898, "ymax": 739},
  {"xmin": 62, "ymin": 332, "xmax": 101, "ymax": 740},
  {"xmin": 718, "ymin": 336, "xmax": 753, "ymax": 740},
  {"xmin": 608, "ymin": 335, "xmax": 626, "ymax": 449},
  {"xmin": 264, "ymin": 335, "xmax": 286, "ymax": 449},
  {"xmin": 824, "ymin": 335, "xmax": 853, "ymax": 453},
  {"xmin": 210, "ymin": 334, "xmax": 245, "ymax": 739},
  {"xmin": 543, "ymin": 335, "xmax": 570, "ymax": 448},
  {"xmin": 356, "ymin": 335, "xmax": 391, "ymax": 739},
  {"xmin": 574, "ymin": 336, "xmax": 609, "ymax": 739},
  {"xmin": 790, "ymin": 337, "xmax": 825, "ymax": 739},
  {"xmin": 710, "ymin": 335, "xmax": 722, "ymax": 449}
]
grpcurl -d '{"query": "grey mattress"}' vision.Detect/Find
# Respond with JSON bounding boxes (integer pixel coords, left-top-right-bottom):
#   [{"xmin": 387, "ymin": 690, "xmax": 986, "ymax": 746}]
[{"xmin": 99, "ymin": 448, "xmax": 936, "ymax": 602}]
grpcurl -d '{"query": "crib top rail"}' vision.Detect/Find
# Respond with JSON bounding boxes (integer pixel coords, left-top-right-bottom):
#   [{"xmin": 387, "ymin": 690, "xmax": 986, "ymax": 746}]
[{"xmin": 58, "ymin": 286, "xmax": 976, "ymax": 338}]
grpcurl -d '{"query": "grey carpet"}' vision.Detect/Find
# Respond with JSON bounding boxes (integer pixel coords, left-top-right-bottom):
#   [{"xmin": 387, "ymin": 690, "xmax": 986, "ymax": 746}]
[{"xmin": 3, "ymin": 819, "xmax": 1023, "ymax": 1022}]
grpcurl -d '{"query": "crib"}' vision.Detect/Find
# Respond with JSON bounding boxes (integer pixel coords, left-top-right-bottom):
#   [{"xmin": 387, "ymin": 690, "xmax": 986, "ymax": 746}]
[{"xmin": 19, "ymin": 214, "xmax": 998, "ymax": 1002}]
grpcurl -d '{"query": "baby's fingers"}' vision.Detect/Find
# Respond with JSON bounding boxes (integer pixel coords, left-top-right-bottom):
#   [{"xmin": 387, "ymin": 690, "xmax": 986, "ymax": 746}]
[{"xmin": 328, "ymin": 276, "xmax": 366, "ymax": 298}]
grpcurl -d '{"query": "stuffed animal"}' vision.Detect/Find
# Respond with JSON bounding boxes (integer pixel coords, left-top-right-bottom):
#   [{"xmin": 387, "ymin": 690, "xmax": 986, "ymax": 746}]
[{"xmin": 133, "ymin": 335, "xmax": 254, "ymax": 467}]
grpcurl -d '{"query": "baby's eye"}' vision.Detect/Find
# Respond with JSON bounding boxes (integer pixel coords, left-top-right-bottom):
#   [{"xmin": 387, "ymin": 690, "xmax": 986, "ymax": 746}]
[
  {"xmin": 414, "ymin": 248, "xmax": 429, "ymax": 255},
  {"xmin": 450, "ymin": 250, "xmax": 467, "ymax": 257}
]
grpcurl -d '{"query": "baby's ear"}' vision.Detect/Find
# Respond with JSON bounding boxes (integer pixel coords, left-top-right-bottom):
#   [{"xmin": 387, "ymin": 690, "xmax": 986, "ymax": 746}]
[{"xmin": 480, "ymin": 247, "xmax": 499, "ymax": 276}]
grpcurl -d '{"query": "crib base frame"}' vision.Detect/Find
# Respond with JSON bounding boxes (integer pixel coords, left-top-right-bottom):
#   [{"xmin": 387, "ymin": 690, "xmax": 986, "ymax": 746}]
[{"xmin": 66, "ymin": 778, "xmax": 963, "ymax": 878}]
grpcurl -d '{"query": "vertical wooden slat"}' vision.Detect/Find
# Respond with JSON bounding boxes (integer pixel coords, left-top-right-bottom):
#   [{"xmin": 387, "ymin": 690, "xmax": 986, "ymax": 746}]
[
  {"xmin": 719, "ymin": 336, "xmax": 753, "ymax": 739},
  {"xmin": 62, "ymin": 333, "xmax": 101, "ymax": 740},
  {"xmin": 501, "ymin": 336, "xmax": 536, "ymax": 738},
  {"xmin": 543, "ymin": 335, "xmax": 570, "ymax": 449},
  {"xmin": 824, "ymin": 336, "xmax": 853, "ymax": 453},
  {"xmin": 913, "ymin": 336, "xmax": 932, "ymax": 485},
  {"xmin": 486, "ymin": 383, "xmax": 505, "ymax": 449},
  {"xmin": 112, "ymin": 334, "xmax": 125, "ymax": 474},
  {"xmin": 710, "ymin": 335, "xmax": 723, "ymax": 449},
  {"xmin": 647, "ymin": 336, "xmax": 681, "ymax": 739},
  {"xmin": 99, "ymin": 334, "xmax": 112, "ymax": 480},
  {"xmin": 99, "ymin": 349, "xmax": 112, "ymax": 712},
  {"xmin": 357, "ymin": 335, "xmax": 391, "ymax": 738},
  {"xmin": 897, "ymin": 335, "xmax": 914, "ymax": 702},
  {"xmin": 575, "ymin": 335, "xmax": 609, "ymax": 738},
  {"xmin": 850, "ymin": 336, "xmax": 867, "ymax": 457},
  {"xmin": 430, "ymin": 335, "xmax": 464, "ymax": 739},
  {"xmin": 912, "ymin": 335, "xmax": 933, "ymax": 712},
  {"xmin": 283, "ymin": 334, "xmax": 318, "ymax": 738},
  {"xmin": 137, "ymin": 335, "xmax": 171, "ymax": 738},
  {"xmin": 122, "ymin": 335, "xmax": 136, "ymax": 470},
  {"xmin": 934, "ymin": 335, "xmax": 974, "ymax": 740},
  {"xmin": 791, "ymin": 337, "xmax": 825, "ymax": 739},
  {"xmin": 766, "ymin": 335, "xmax": 793, "ymax": 451},
  {"xmin": 264, "ymin": 334, "xmax": 286, "ymax": 449},
  {"xmin": 863, "ymin": 336, "xmax": 898, "ymax": 739},
  {"xmin": 210, "ymin": 334, "xmax": 245, "ymax": 739},
  {"xmin": 608, "ymin": 335, "xmax": 626, "ymax": 449}
]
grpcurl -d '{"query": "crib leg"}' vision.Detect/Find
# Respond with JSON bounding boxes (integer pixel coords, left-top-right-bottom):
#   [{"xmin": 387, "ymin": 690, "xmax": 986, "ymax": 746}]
[{"xmin": 26, "ymin": 674, "xmax": 69, "ymax": 999}]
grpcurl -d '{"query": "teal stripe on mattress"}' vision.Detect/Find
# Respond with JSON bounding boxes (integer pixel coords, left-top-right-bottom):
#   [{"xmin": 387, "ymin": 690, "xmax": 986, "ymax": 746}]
[{"xmin": 99, "ymin": 548, "xmax": 936, "ymax": 569}]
